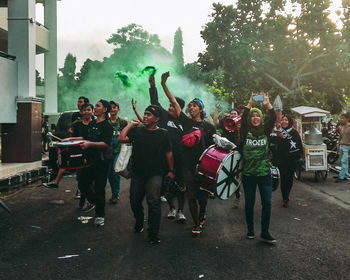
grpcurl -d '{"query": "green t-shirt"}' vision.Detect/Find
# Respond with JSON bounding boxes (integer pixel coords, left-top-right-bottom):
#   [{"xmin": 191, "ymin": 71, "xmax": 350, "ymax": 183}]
[
  {"xmin": 242, "ymin": 132, "xmax": 270, "ymax": 176},
  {"xmin": 109, "ymin": 118, "xmax": 127, "ymax": 154}
]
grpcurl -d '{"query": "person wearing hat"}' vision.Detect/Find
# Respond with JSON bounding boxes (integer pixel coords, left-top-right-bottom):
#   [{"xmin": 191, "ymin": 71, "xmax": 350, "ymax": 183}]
[
  {"xmin": 270, "ymin": 114, "xmax": 303, "ymax": 207},
  {"xmin": 108, "ymin": 101, "xmax": 128, "ymax": 204},
  {"xmin": 78, "ymin": 99, "xmax": 114, "ymax": 227},
  {"xmin": 160, "ymin": 82, "xmax": 216, "ymax": 236},
  {"xmin": 118, "ymin": 104, "xmax": 174, "ymax": 245},
  {"xmin": 240, "ymin": 93, "xmax": 277, "ymax": 244}
]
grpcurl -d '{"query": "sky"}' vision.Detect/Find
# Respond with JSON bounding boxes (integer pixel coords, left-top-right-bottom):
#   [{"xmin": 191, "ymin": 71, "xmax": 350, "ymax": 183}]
[
  {"xmin": 35, "ymin": 0, "xmax": 343, "ymax": 75},
  {"xmin": 36, "ymin": 0, "xmax": 235, "ymax": 74}
]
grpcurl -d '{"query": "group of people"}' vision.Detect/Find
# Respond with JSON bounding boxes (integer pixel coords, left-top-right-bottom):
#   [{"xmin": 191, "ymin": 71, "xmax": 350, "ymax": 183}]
[{"xmin": 44, "ymin": 71, "xmax": 312, "ymax": 246}]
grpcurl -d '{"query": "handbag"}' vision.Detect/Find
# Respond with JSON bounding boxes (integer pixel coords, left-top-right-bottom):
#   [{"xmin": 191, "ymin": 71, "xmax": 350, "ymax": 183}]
[
  {"xmin": 182, "ymin": 129, "xmax": 202, "ymax": 147},
  {"xmin": 114, "ymin": 144, "xmax": 132, "ymax": 178}
]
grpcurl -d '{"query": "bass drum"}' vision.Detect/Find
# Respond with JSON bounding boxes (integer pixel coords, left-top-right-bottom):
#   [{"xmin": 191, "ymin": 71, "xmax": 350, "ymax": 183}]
[{"xmin": 196, "ymin": 145, "xmax": 242, "ymax": 200}]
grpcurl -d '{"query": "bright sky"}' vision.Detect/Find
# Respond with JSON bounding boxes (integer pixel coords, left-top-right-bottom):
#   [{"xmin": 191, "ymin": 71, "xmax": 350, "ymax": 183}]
[{"xmin": 36, "ymin": 0, "xmax": 343, "ymax": 74}]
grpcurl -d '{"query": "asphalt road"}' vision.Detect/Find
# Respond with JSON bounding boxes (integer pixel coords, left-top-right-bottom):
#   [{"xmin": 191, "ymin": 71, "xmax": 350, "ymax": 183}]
[{"xmin": 0, "ymin": 173, "xmax": 349, "ymax": 280}]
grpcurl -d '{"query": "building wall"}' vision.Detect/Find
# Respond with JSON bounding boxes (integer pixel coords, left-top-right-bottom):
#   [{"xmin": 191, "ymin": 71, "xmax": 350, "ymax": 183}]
[{"xmin": 0, "ymin": 56, "xmax": 17, "ymax": 123}]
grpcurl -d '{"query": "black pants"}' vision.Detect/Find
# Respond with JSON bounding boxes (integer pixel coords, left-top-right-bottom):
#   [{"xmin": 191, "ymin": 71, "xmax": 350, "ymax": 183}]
[
  {"xmin": 279, "ymin": 164, "xmax": 295, "ymax": 202},
  {"xmin": 130, "ymin": 175, "xmax": 162, "ymax": 236},
  {"xmin": 78, "ymin": 160, "xmax": 110, "ymax": 217}
]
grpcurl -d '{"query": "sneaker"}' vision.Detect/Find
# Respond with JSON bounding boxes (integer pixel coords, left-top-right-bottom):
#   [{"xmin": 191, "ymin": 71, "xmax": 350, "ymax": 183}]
[
  {"xmin": 94, "ymin": 217, "xmax": 104, "ymax": 227},
  {"xmin": 160, "ymin": 196, "xmax": 167, "ymax": 202},
  {"xmin": 148, "ymin": 235, "xmax": 161, "ymax": 245},
  {"xmin": 246, "ymin": 230, "xmax": 255, "ymax": 239},
  {"xmin": 199, "ymin": 214, "xmax": 206, "ymax": 228},
  {"xmin": 233, "ymin": 197, "xmax": 240, "ymax": 209},
  {"xmin": 191, "ymin": 225, "xmax": 202, "ymax": 236},
  {"xmin": 109, "ymin": 194, "xmax": 119, "ymax": 204},
  {"xmin": 74, "ymin": 189, "xmax": 81, "ymax": 199},
  {"xmin": 260, "ymin": 232, "xmax": 277, "ymax": 244},
  {"xmin": 43, "ymin": 182, "xmax": 58, "ymax": 189},
  {"xmin": 82, "ymin": 203, "xmax": 95, "ymax": 213},
  {"xmin": 133, "ymin": 223, "xmax": 144, "ymax": 233},
  {"xmin": 282, "ymin": 200, "xmax": 289, "ymax": 208},
  {"xmin": 176, "ymin": 210, "xmax": 186, "ymax": 223},
  {"xmin": 167, "ymin": 208, "xmax": 177, "ymax": 219}
]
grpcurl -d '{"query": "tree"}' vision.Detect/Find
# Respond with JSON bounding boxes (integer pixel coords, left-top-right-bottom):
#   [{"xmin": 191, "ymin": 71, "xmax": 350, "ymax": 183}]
[
  {"xmin": 58, "ymin": 53, "xmax": 78, "ymax": 112},
  {"xmin": 107, "ymin": 23, "xmax": 161, "ymax": 48},
  {"xmin": 36, "ymin": 70, "xmax": 44, "ymax": 86},
  {"xmin": 199, "ymin": 1, "xmax": 350, "ymax": 113},
  {"xmin": 172, "ymin": 27, "xmax": 185, "ymax": 74}
]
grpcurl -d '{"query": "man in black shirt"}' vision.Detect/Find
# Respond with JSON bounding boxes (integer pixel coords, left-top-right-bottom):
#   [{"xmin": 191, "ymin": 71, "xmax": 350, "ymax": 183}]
[
  {"xmin": 149, "ymin": 72, "xmax": 186, "ymax": 222},
  {"xmin": 119, "ymin": 105, "xmax": 174, "ymax": 244}
]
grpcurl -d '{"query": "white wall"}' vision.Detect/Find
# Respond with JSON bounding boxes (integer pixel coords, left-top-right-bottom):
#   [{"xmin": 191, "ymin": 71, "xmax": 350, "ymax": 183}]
[{"xmin": 0, "ymin": 56, "xmax": 17, "ymax": 123}]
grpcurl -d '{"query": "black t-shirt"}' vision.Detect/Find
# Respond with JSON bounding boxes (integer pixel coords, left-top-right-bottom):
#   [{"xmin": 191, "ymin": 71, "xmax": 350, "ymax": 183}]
[
  {"xmin": 72, "ymin": 120, "xmax": 91, "ymax": 139},
  {"xmin": 86, "ymin": 119, "xmax": 113, "ymax": 161},
  {"xmin": 178, "ymin": 112, "xmax": 216, "ymax": 171},
  {"xmin": 71, "ymin": 111, "xmax": 83, "ymax": 123},
  {"xmin": 127, "ymin": 126, "xmax": 172, "ymax": 177}
]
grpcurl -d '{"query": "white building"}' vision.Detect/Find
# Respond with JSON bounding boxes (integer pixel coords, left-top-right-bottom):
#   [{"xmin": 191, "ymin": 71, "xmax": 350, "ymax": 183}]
[{"xmin": 0, "ymin": 0, "xmax": 58, "ymax": 163}]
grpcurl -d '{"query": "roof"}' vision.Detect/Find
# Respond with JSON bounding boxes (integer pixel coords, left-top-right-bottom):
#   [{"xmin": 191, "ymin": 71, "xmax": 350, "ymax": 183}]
[{"xmin": 291, "ymin": 106, "xmax": 330, "ymax": 117}]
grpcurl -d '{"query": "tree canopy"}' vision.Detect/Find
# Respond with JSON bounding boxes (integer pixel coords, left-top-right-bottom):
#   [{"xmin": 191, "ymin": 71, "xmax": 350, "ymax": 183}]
[{"xmin": 198, "ymin": 0, "xmax": 350, "ymax": 113}]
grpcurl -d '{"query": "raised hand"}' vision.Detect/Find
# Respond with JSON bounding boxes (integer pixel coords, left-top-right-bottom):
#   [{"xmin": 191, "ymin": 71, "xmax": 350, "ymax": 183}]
[
  {"xmin": 131, "ymin": 98, "xmax": 137, "ymax": 111},
  {"xmin": 161, "ymin": 72, "xmax": 170, "ymax": 85}
]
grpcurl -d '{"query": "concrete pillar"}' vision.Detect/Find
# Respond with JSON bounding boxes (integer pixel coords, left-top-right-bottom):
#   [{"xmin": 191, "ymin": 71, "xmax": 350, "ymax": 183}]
[
  {"xmin": 7, "ymin": 0, "xmax": 36, "ymax": 98},
  {"xmin": 3, "ymin": 0, "xmax": 42, "ymax": 163},
  {"xmin": 44, "ymin": 0, "xmax": 58, "ymax": 113}
]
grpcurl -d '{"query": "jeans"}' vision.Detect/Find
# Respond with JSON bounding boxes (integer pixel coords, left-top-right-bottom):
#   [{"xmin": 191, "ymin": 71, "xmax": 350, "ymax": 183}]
[
  {"xmin": 78, "ymin": 160, "xmax": 110, "ymax": 217},
  {"xmin": 279, "ymin": 163, "xmax": 295, "ymax": 202},
  {"xmin": 242, "ymin": 175, "xmax": 272, "ymax": 234},
  {"xmin": 339, "ymin": 145, "xmax": 349, "ymax": 179},
  {"xmin": 108, "ymin": 153, "xmax": 121, "ymax": 196},
  {"xmin": 129, "ymin": 175, "xmax": 162, "ymax": 236}
]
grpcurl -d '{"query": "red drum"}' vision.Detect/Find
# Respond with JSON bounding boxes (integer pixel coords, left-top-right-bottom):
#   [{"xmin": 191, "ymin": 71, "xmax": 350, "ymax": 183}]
[
  {"xmin": 196, "ymin": 145, "xmax": 242, "ymax": 200},
  {"xmin": 56, "ymin": 140, "xmax": 92, "ymax": 170}
]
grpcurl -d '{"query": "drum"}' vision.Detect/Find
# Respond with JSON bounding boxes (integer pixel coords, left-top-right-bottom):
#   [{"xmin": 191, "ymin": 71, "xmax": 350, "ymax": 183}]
[
  {"xmin": 56, "ymin": 140, "xmax": 92, "ymax": 170},
  {"xmin": 196, "ymin": 145, "xmax": 242, "ymax": 200}
]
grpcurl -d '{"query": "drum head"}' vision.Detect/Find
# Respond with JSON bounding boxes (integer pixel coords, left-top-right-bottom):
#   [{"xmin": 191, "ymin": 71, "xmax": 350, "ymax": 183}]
[
  {"xmin": 56, "ymin": 140, "xmax": 84, "ymax": 146},
  {"xmin": 216, "ymin": 151, "xmax": 242, "ymax": 200}
]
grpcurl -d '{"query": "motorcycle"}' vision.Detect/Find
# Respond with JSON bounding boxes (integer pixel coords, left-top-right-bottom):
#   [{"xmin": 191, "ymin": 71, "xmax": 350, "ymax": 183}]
[{"xmin": 323, "ymin": 128, "xmax": 339, "ymax": 164}]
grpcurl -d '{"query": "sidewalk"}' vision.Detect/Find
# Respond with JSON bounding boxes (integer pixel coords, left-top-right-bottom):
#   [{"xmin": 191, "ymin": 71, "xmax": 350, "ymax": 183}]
[
  {"xmin": 0, "ymin": 153, "xmax": 49, "ymax": 192},
  {"xmin": 296, "ymin": 168, "xmax": 350, "ymax": 209}
]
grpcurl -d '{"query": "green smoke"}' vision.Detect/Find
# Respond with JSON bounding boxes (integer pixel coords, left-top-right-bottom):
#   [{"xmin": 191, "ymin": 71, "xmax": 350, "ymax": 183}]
[
  {"xmin": 114, "ymin": 72, "xmax": 131, "ymax": 88},
  {"xmin": 141, "ymin": 66, "xmax": 156, "ymax": 75},
  {"xmin": 55, "ymin": 25, "xmax": 223, "ymax": 122}
]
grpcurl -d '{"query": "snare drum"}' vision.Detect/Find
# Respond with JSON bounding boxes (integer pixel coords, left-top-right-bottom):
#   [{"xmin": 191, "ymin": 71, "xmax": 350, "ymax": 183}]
[
  {"xmin": 56, "ymin": 140, "xmax": 92, "ymax": 170},
  {"xmin": 195, "ymin": 145, "xmax": 242, "ymax": 200}
]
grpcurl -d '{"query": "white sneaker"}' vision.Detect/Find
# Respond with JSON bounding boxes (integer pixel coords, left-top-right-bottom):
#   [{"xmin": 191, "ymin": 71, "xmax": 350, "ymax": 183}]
[
  {"xmin": 94, "ymin": 217, "xmax": 105, "ymax": 227},
  {"xmin": 167, "ymin": 208, "xmax": 177, "ymax": 219},
  {"xmin": 233, "ymin": 197, "xmax": 240, "ymax": 209},
  {"xmin": 176, "ymin": 209, "xmax": 186, "ymax": 223},
  {"xmin": 160, "ymin": 196, "xmax": 167, "ymax": 202}
]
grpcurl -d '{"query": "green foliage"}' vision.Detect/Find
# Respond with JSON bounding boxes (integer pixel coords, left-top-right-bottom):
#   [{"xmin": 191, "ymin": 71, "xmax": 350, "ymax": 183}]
[
  {"xmin": 172, "ymin": 27, "xmax": 185, "ymax": 74},
  {"xmin": 36, "ymin": 70, "xmax": 44, "ymax": 86},
  {"xmin": 198, "ymin": 0, "xmax": 350, "ymax": 114},
  {"xmin": 106, "ymin": 23, "xmax": 161, "ymax": 48}
]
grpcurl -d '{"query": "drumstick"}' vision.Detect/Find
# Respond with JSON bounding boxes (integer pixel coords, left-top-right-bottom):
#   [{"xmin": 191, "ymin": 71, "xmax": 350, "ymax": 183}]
[{"xmin": 47, "ymin": 132, "xmax": 62, "ymax": 141}]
